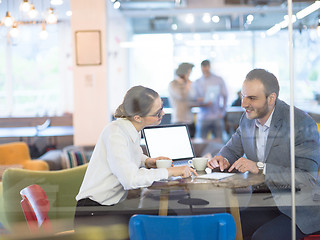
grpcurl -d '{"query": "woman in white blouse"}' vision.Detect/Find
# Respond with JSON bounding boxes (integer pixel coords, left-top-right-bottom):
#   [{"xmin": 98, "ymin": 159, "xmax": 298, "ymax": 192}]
[{"xmin": 74, "ymin": 86, "xmax": 196, "ymax": 228}]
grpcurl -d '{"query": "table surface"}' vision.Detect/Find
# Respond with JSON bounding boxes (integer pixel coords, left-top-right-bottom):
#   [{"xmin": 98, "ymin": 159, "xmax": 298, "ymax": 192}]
[
  {"xmin": 103, "ymin": 171, "xmax": 316, "ymax": 213},
  {"xmin": 0, "ymin": 126, "xmax": 74, "ymax": 138}
]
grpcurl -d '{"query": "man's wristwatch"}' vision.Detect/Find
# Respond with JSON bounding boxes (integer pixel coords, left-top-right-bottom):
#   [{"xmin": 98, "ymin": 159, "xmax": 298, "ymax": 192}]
[{"xmin": 256, "ymin": 162, "xmax": 265, "ymax": 173}]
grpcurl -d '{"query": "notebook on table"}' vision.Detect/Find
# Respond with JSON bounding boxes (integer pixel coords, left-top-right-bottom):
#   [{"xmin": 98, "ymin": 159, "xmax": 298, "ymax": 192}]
[{"xmin": 142, "ymin": 124, "xmax": 195, "ymax": 166}]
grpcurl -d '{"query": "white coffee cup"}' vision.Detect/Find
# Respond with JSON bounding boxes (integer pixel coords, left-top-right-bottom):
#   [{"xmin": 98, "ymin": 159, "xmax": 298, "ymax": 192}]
[
  {"xmin": 156, "ymin": 159, "xmax": 172, "ymax": 168},
  {"xmin": 188, "ymin": 157, "xmax": 208, "ymax": 171}
]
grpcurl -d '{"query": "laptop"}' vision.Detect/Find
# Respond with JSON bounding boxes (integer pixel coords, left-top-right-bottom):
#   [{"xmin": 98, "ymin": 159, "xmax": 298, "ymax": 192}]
[
  {"xmin": 142, "ymin": 124, "xmax": 195, "ymax": 166},
  {"xmin": 204, "ymin": 85, "xmax": 220, "ymax": 103}
]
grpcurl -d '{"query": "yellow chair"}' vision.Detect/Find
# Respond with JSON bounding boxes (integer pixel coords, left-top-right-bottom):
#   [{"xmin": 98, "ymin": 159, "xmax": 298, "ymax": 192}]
[
  {"xmin": 316, "ymin": 123, "xmax": 320, "ymax": 181},
  {"xmin": 0, "ymin": 142, "xmax": 49, "ymax": 171},
  {"xmin": 317, "ymin": 123, "xmax": 320, "ymax": 140}
]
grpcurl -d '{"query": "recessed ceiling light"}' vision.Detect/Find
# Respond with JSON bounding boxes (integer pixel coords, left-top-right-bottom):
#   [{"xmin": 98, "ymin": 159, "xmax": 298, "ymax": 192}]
[
  {"xmin": 113, "ymin": 1, "xmax": 121, "ymax": 9},
  {"xmin": 186, "ymin": 14, "xmax": 194, "ymax": 24},
  {"xmin": 51, "ymin": 0, "xmax": 63, "ymax": 5},
  {"xmin": 247, "ymin": 14, "xmax": 254, "ymax": 22},
  {"xmin": 212, "ymin": 16, "xmax": 220, "ymax": 23},
  {"xmin": 202, "ymin": 13, "xmax": 211, "ymax": 23},
  {"xmin": 66, "ymin": 10, "xmax": 72, "ymax": 17},
  {"xmin": 171, "ymin": 23, "xmax": 178, "ymax": 30}
]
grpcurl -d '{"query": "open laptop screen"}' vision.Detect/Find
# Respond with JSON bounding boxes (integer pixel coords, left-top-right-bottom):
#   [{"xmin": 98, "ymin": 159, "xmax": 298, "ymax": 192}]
[{"xmin": 142, "ymin": 124, "xmax": 195, "ymax": 161}]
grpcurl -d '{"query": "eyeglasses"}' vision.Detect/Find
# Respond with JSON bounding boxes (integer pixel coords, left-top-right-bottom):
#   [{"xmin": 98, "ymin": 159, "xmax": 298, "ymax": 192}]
[{"xmin": 147, "ymin": 107, "xmax": 163, "ymax": 119}]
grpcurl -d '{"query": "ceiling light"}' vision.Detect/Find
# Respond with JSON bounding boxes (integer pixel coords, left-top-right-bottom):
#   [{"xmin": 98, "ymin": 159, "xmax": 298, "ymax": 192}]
[
  {"xmin": 28, "ymin": 4, "xmax": 38, "ymax": 19},
  {"xmin": 171, "ymin": 23, "xmax": 178, "ymax": 30},
  {"xmin": 279, "ymin": 15, "xmax": 296, "ymax": 28},
  {"xmin": 202, "ymin": 13, "xmax": 211, "ymax": 23},
  {"xmin": 212, "ymin": 16, "xmax": 220, "ymax": 23},
  {"xmin": 50, "ymin": 0, "xmax": 63, "ymax": 5},
  {"xmin": 186, "ymin": 14, "xmax": 194, "ymax": 24},
  {"xmin": 66, "ymin": 10, "xmax": 72, "ymax": 17},
  {"xmin": 1, "ymin": 11, "xmax": 15, "ymax": 28},
  {"xmin": 113, "ymin": 1, "xmax": 121, "ymax": 9},
  {"xmin": 296, "ymin": 1, "xmax": 320, "ymax": 20},
  {"xmin": 266, "ymin": 24, "xmax": 281, "ymax": 36},
  {"xmin": 246, "ymin": 14, "xmax": 254, "ymax": 24},
  {"xmin": 20, "ymin": 0, "xmax": 31, "ymax": 12},
  {"xmin": 46, "ymin": 8, "xmax": 57, "ymax": 24},
  {"xmin": 247, "ymin": 14, "xmax": 254, "ymax": 22},
  {"xmin": 39, "ymin": 23, "xmax": 48, "ymax": 40},
  {"xmin": 9, "ymin": 23, "xmax": 19, "ymax": 38}
]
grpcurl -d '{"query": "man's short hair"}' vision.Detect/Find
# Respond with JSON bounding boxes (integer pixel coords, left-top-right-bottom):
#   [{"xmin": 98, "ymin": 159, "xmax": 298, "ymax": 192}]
[
  {"xmin": 201, "ymin": 60, "xmax": 210, "ymax": 67},
  {"xmin": 245, "ymin": 69, "xmax": 280, "ymax": 98}
]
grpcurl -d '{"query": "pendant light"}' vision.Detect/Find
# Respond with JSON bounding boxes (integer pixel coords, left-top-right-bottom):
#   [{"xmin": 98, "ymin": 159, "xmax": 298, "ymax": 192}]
[{"xmin": 1, "ymin": 11, "xmax": 15, "ymax": 27}]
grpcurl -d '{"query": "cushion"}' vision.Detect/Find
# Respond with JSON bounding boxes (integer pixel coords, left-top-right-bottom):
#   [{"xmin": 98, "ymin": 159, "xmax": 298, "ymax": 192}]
[
  {"xmin": 61, "ymin": 146, "xmax": 89, "ymax": 169},
  {"xmin": 39, "ymin": 150, "xmax": 63, "ymax": 170}
]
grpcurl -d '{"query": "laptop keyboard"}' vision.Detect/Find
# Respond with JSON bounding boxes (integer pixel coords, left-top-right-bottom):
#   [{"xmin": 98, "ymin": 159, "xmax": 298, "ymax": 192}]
[
  {"xmin": 233, "ymin": 182, "xmax": 301, "ymax": 194},
  {"xmin": 173, "ymin": 160, "xmax": 190, "ymax": 166}
]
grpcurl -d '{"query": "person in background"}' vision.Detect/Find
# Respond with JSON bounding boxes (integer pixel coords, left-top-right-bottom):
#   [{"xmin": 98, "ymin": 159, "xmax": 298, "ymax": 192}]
[
  {"xmin": 207, "ymin": 69, "xmax": 320, "ymax": 240},
  {"xmin": 193, "ymin": 60, "xmax": 228, "ymax": 142},
  {"xmin": 74, "ymin": 86, "xmax": 197, "ymax": 228},
  {"xmin": 168, "ymin": 62, "xmax": 196, "ymax": 138},
  {"xmin": 231, "ymin": 90, "xmax": 242, "ymax": 107}
]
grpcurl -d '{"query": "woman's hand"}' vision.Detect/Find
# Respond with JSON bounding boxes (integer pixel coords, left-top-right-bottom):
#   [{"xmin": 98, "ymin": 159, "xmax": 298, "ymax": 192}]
[
  {"xmin": 167, "ymin": 166, "xmax": 198, "ymax": 178},
  {"xmin": 145, "ymin": 156, "xmax": 171, "ymax": 169}
]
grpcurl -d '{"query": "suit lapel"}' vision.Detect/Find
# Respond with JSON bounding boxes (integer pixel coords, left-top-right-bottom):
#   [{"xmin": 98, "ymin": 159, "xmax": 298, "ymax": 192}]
[{"xmin": 264, "ymin": 100, "xmax": 283, "ymax": 162}]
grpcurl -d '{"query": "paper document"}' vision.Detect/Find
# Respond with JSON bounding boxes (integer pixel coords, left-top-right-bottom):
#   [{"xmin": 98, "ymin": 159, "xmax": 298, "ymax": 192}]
[{"xmin": 197, "ymin": 172, "xmax": 235, "ymax": 180}]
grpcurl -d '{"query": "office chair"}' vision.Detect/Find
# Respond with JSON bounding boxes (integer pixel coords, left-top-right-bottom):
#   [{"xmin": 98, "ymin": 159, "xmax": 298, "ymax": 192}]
[
  {"xmin": 303, "ymin": 235, "xmax": 320, "ymax": 240},
  {"xmin": 129, "ymin": 213, "xmax": 236, "ymax": 240},
  {"xmin": 20, "ymin": 184, "xmax": 52, "ymax": 233}
]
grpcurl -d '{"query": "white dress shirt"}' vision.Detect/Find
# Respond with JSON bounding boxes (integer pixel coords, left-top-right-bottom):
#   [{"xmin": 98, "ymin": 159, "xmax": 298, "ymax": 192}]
[
  {"xmin": 76, "ymin": 118, "xmax": 168, "ymax": 205},
  {"xmin": 255, "ymin": 109, "xmax": 275, "ymax": 174}
]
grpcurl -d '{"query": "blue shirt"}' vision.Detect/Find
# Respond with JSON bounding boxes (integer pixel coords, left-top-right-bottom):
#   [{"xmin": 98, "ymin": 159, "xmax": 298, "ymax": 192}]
[{"xmin": 193, "ymin": 73, "xmax": 228, "ymax": 121}]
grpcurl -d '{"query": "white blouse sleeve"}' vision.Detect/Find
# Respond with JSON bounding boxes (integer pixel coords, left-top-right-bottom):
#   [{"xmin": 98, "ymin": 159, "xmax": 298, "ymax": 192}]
[
  {"xmin": 141, "ymin": 154, "xmax": 149, "ymax": 167},
  {"xmin": 104, "ymin": 132, "xmax": 168, "ymax": 190}
]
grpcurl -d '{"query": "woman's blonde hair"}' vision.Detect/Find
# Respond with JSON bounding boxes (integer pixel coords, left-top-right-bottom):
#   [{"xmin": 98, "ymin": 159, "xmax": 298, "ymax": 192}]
[{"xmin": 114, "ymin": 86, "xmax": 159, "ymax": 119}]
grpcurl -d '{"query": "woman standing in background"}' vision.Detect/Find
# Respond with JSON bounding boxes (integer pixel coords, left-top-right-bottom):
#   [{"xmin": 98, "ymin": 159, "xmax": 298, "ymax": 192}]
[{"xmin": 168, "ymin": 63, "xmax": 196, "ymax": 138}]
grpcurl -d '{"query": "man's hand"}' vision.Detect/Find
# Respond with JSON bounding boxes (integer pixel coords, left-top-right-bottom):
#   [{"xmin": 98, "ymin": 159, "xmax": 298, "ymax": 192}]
[
  {"xmin": 228, "ymin": 157, "xmax": 259, "ymax": 174},
  {"xmin": 207, "ymin": 155, "xmax": 230, "ymax": 172},
  {"xmin": 145, "ymin": 156, "xmax": 170, "ymax": 169}
]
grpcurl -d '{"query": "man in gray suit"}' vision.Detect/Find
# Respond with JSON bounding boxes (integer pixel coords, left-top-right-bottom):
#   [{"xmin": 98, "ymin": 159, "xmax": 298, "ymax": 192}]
[{"xmin": 208, "ymin": 69, "xmax": 320, "ymax": 240}]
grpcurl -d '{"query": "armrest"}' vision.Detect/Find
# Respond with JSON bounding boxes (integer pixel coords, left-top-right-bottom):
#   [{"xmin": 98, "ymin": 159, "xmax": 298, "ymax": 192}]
[{"xmin": 23, "ymin": 160, "xmax": 49, "ymax": 171}]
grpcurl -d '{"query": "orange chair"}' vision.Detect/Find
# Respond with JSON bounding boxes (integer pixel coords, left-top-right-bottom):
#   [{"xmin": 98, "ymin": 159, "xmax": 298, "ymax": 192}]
[
  {"xmin": 20, "ymin": 184, "xmax": 52, "ymax": 233},
  {"xmin": 0, "ymin": 142, "xmax": 48, "ymax": 171}
]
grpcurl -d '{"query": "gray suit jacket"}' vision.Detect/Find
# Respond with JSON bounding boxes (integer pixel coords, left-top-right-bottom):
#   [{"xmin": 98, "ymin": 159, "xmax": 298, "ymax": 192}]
[{"xmin": 219, "ymin": 99, "xmax": 320, "ymax": 234}]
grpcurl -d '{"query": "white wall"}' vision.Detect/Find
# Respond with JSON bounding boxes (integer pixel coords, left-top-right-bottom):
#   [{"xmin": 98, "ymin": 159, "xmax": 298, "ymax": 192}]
[
  {"xmin": 106, "ymin": 1, "xmax": 131, "ymax": 116},
  {"xmin": 70, "ymin": 0, "xmax": 108, "ymax": 146}
]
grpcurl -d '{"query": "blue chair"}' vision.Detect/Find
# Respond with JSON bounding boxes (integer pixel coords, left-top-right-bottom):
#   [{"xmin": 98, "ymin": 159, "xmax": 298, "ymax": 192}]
[{"xmin": 129, "ymin": 213, "xmax": 236, "ymax": 240}]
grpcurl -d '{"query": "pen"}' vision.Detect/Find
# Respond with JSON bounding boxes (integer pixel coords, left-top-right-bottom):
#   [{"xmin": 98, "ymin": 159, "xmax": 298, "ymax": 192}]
[{"xmin": 263, "ymin": 195, "xmax": 273, "ymax": 200}]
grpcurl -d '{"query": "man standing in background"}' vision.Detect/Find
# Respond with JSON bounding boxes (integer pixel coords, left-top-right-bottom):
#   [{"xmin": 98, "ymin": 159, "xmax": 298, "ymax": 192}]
[{"xmin": 193, "ymin": 60, "xmax": 228, "ymax": 142}]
